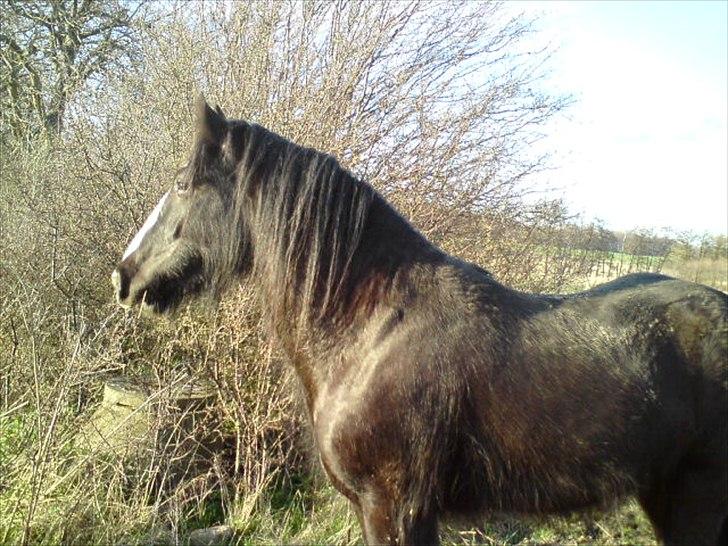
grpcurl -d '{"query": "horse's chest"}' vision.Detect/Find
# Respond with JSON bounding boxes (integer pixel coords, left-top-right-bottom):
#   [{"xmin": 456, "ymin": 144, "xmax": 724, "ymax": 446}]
[
  {"xmin": 311, "ymin": 375, "xmax": 389, "ymax": 497},
  {"xmin": 312, "ymin": 406, "xmax": 366, "ymax": 500}
]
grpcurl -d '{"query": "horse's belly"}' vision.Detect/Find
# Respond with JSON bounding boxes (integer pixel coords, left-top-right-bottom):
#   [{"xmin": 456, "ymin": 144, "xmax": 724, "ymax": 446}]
[{"xmin": 446, "ymin": 453, "xmax": 636, "ymax": 516}]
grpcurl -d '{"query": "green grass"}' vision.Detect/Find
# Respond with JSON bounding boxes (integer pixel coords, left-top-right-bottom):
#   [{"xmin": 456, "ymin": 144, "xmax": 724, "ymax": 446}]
[
  {"xmin": 166, "ymin": 473, "xmax": 656, "ymax": 546},
  {"xmin": 224, "ymin": 488, "xmax": 656, "ymax": 546},
  {"xmin": 228, "ymin": 479, "xmax": 358, "ymax": 545},
  {"xmin": 184, "ymin": 481, "xmax": 656, "ymax": 546}
]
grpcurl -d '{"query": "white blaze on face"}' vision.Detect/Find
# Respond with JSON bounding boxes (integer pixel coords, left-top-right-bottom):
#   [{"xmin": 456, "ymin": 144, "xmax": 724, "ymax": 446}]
[{"xmin": 122, "ymin": 191, "xmax": 170, "ymax": 260}]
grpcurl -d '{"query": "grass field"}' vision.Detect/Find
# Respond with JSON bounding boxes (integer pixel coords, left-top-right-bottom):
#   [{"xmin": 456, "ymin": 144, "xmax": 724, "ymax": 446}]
[
  {"xmin": 192, "ymin": 485, "xmax": 658, "ymax": 546},
  {"xmin": 567, "ymin": 250, "xmax": 726, "ymax": 293}
]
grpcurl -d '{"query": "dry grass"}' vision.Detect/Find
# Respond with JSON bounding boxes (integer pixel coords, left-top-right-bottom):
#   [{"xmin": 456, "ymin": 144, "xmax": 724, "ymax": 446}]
[{"xmin": 662, "ymin": 257, "xmax": 728, "ymax": 293}]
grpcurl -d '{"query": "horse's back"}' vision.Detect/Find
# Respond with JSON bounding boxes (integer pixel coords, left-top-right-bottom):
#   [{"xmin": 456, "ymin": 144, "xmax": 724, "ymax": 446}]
[
  {"xmin": 435, "ymin": 268, "xmax": 727, "ymax": 514},
  {"xmin": 548, "ymin": 272, "xmax": 726, "ymax": 435},
  {"xmin": 574, "ymin": 272, "xmax": 727, "ymax": 376}
]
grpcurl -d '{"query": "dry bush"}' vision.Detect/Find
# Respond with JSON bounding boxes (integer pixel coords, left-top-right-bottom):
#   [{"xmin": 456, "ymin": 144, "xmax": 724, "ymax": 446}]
[
  {"xmin": 660, "ymin": 232, "xmax": 728, "ymax": 292},
  {"xmin": 439, "ymin": 200, "xmax": 606, "ymax": 293},
  {"xmin": 77, "ymin": 0, "xmax": 569, "ymax": 260}
]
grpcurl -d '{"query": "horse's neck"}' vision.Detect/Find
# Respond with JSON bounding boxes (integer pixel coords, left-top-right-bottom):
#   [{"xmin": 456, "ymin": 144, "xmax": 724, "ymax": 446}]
[{"xmin": 268, "ymin": 195, "xmax": 440, "ymax": 414}]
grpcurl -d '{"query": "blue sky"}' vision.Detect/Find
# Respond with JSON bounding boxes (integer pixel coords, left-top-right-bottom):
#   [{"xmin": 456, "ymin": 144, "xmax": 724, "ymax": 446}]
[{"xmin": 519, "ymin": 0, "xmax": 727, "ymax": 235}]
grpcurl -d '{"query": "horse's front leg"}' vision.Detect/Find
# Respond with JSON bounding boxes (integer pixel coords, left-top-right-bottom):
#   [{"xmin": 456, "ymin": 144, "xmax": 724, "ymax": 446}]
[{"xmin": 357, "ymin": 489, "xmax": 439, "ymax": 546}]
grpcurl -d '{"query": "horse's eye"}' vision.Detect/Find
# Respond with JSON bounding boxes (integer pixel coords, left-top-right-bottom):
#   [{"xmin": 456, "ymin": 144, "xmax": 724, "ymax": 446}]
[{"xmin": 175, "ymin": 179, "xmax": 190, "ymax": 195}]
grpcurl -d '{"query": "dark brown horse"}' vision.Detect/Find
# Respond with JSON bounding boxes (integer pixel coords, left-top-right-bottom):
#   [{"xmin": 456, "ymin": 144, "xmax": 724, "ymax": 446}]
[{"xmin": 112, "ymin": 96, "xmax": 728, "ymax": 545}]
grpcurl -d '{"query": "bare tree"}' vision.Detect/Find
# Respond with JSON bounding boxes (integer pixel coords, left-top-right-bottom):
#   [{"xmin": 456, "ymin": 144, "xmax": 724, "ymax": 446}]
[{"xmin": 0, "ymin": 0, "xmax": 145, "ymax": 141}]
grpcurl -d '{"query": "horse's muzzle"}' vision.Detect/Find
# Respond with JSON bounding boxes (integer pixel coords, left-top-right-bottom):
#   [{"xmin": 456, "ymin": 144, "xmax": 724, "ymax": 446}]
[{"xmin": 111, "ymin": 261, "xmax": 135, "ymax": 308}]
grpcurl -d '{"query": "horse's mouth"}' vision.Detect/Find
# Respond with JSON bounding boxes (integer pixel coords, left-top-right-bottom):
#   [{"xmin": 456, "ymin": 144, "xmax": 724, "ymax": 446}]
[
  {"xmin": 113, "ymin": 256, "xmax": 205, "ymax": 315},
  {"xmin": 136, "ymin": 271, "xmax": 205, "ymax": 315},
  {"xmin": 138, "ymin": 289, "xmax": 179, "ymax": 315},
  {"xmin": 115, "ymin": 278, "xmax": 181, "ymax": 315}
]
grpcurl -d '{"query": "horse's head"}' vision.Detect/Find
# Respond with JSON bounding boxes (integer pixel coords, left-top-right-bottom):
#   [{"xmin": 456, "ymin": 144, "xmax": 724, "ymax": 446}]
[{"xmin": 111, "ymin": 95, "xmax": 244, "ymax": 313}]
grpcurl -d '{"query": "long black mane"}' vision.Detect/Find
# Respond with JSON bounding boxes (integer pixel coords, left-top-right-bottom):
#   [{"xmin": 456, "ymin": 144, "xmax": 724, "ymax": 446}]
[{"xmin": 212, "ymin": 121, "xmax": 432, "ymax": 329}]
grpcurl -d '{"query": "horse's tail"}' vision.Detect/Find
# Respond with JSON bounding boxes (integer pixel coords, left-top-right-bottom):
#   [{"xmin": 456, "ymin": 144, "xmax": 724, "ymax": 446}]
[
  {"xmin": 703, "ymin": 290, "xmax": 728, "ymax": 385},
  {"xmin": 697, "ymin": 290, "xmax": 728, "ymax": 453}
]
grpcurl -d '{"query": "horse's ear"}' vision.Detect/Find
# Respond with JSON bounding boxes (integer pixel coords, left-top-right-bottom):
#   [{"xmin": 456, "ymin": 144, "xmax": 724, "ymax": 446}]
[{"xmin": 195, "ymin": 93, "xmax": 227, "ymax": 145}]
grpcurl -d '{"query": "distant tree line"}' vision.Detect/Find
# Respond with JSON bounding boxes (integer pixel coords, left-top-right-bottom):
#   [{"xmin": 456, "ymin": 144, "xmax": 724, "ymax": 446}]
[
  {"xmin": 564, "ymin": 224, "xmax": 726, "ymax": 261},
  {"xmin": 555, "ymin": 222, "xmax": 727, "ymax": 283}
]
